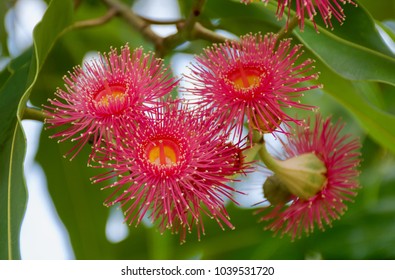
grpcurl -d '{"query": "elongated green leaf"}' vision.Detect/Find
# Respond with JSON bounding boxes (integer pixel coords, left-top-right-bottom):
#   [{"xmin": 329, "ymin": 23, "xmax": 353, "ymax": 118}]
[
  {"xmin": 317, "ymin": 2, "xmax": 393, "ymax": 57},
  {"xmin": 380, "ymin": 20, "xmax": 395, "ymax": 42},
  {"xmin": 294, "ymin": 3, "xmax": 395, "ymax": 86},
  {"xmin": 204, "ymin": 0, "xmax": 281, "ymax": 35},
  {"xmin": 0, "ymin": 123, "xmax": 26, "ymax": 260},
  {"xmin": 317, "ymin": 60, "xmax": 395, "ymax": 155},
  {"xmin": 0, "ymin": 50, "xmax": 31, "ymax": 262},
  {"xmin": 0, "ymin": 62, "xmax": 29, "ymax": 260},
  {"xmin": 296, "ymin": 26, "xmax": 395, "ymax": 85},
  {"xmin": 0, "ymin": 0, "xmax": 10, "ymax": 57},
  {"xmin": 36, "ymin": 129, "xmax": 115, "ymax": 259},
  {"xmin": 18, "ymin": 0, "xmax": 73, "ymax": 114},
  {"xmin": 0, "ymin": 51, "xmax": 32, "ymax": 145},
  {"xmin": 0, "ymin": 0, "xmax": 73, "ymax": 259}
]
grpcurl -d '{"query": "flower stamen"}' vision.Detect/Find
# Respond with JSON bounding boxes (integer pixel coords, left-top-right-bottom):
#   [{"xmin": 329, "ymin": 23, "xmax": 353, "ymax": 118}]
[
  {"xmin": 94, "ymin": 85, "xmax": 127, "ymax": 107},
  {"xmin": 146, "ymin": 139, "xmax": 179, "ymax": 166},
  {"xmin": 228, "ymin": 65, "xmax": 262, "ymax": 90}
]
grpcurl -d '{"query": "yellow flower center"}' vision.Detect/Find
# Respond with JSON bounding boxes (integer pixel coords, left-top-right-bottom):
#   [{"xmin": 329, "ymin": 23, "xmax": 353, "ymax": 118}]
[
  {"xmin": 228, "ymin": 65, "xmax": 262, "ymax": 90},
  {"xmin": 146, "ymin": 139, "xmax": 180, "ymax": 166},
  {"xmin": 94, "ymin": 84, "xmax": 127, "ymax": 107}
]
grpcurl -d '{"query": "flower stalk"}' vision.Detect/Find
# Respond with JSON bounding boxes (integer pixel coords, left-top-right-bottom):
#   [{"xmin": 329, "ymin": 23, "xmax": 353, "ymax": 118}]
[{"xmin": 23, "ymin": 107, "xmax": 47, "ymax": 122}]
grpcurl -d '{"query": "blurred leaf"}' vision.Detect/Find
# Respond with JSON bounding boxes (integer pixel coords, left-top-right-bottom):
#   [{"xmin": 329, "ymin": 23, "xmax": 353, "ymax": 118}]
[
  {"xmin": 380, "ymin": 19, "xmax": 395, "ymax": 44},
  {"xmin": 357, "ymin": 0, "xmax": 395, "ymax": 21},
  {"xmin": 177, "ymin": 0, "xmax": 192, "ymax": 18},
  {"xmin": 316, "ymin": 59, "xmax": 395, "ymax": 155},
  {"xmin": 383, "ymin": 20, "xmax": 395, "ymax": 34},
  {"xmin": 36, "ymin": 129, "xmax": 115, "ymax": 259},
  {"xmin": 318, "ymin": 2, "xmax": 393, "ymax": 57},
  {"xmin": 0, "ymin": 0, "xmax": 12, "ymax": 57},
  {"xmin": 204, "ymin": 0, "xmax": 281, "ymax": 35},
  {"xmin": 0, "ymin": 64, "xmax": 29, "ymax": 260},
  {"xmin": 295, "ymin": 4, "xmax": 395, "ymax": 86},
  {"xmin": 0, "ymin": 124, "xmax": 26, "ymax": 260},
  {"xmin": 0, "ymin": 50, "xmax": 32, "ymax": 145},
  {"xmin": 19, "ymin": 0, "xmax": 73, "ymax": 112},
  {"xmin": 0, "ymin": 0, "xmax": 73, "ymax": 260}
]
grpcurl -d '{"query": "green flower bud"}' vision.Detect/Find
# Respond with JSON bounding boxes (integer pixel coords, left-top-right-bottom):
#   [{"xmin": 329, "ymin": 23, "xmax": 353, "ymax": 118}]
[
  {"xmin": 263, "ymin": 175, "xmax": 292, "ymax": 205},
  {"xmin": 274, "ymin": 153, "xmax": 327, "ymax": 200},
  {"xmin": 259, "ymin": 144, "xmax": 327, "ymax": 201}
]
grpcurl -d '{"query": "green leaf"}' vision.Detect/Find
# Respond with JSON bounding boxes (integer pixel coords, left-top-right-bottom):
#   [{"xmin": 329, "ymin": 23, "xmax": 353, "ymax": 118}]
[
  {"xmin": 36, "ymin": 129, "xmax": 115, "ymax": 259},
  {"xmin": 317, "ymin": 2, "xmax": 393, "ymax": 56},
  {"xmin": 357, "ymin": 0, "xmax": 395, "ymax": 21},
  {"xmin": 0, "ymin": 123, "xmax": 27, "ymax": 260},
  {"xmin": 317, "ymin": 60, "xmax": 395, "ymax": 155},
  {"xmin": 0, "ymin": 0, "xmax": 73, "ymax": 259},
  {"xmin": 380, "ymin": 20, "xmax": 395, "ymax": 43},
  {"xmin": 0, "ymin": 63, "xmax": 30, "ymax": 260},
  {"xmin": 0, "ymin": 54, "xmax": 32, "ymax": 145},
  {"xmin": 19, "ymin": 0, "xmax": 73, "ymax": 113},
  {"xmin": 0, "ymin": 0, "xmax": 11, "ymax": 57},
  {"xmin": 295, "ymin": 3, "xmax": 395, "ymax": 86},
  {"xmin": 204, "ymin": 0, "xmax": 281, "ymax": 35}
]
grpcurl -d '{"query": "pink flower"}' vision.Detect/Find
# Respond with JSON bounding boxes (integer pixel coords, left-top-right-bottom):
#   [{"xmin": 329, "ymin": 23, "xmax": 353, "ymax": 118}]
[
  {"xmin": 184, "ymin": 33, "xmax": 320, "ymax": 141},
  {"xmin": 93, "ymin": 100, "xmax": 250, "ymax": 242},
  {"xmin": 257, "ymin": 114, "xmax": 361, "ymax": 239},
  {"xmin": 241, "ymin": 0, "xmax": 355, "ymax": 30},
  {"xmin": 44, "ymin": 45, "xmax": 176, "ymax": 159}
]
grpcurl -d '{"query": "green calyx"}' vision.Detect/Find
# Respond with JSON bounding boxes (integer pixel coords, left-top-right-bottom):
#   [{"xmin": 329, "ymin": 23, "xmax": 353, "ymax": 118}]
[
  {"xmin": 259, "ymin": 143, "xmax": 327, "ymax": 202},
  {"xmin": 263, "ymin": 175, "xmax": 293, "ymax": 205}
]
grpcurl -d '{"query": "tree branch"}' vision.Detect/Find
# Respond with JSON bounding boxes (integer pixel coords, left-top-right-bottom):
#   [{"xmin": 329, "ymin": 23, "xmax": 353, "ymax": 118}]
[
  {"xmin": 72, "ymin": 8, "xmax": 118, "ymax": 29},
  {"xmin": 277, "ymin": 15, "xmax": 299, "ymax": 40},
  {"xmin": 23, "ymin": 107, "xmax": 47, "ymax": 122},
  {"xmin": 138, "ymin": 15, "xmax": 183, "ymax": 25},
  {"xmin": 162, "ymin": 0, "xmax": 210, "ymax": 55},
  {"xmin": 184, "ymin": 0, "xmax": 207, "ymax": 35},
  {"xmin": 101, "ymin": 0, "xmax": 164, "ymax": 53},
  {"xmin": 192, "ymin": 22, "xmax": 228, "ymax": 43}
]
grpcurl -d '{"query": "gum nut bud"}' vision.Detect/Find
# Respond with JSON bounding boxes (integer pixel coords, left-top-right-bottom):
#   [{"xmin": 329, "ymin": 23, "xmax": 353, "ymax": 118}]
[
  {"xmin": 276, "ymin": 153, "xmax": 327, "ymax": 200},
  {"xmin": 263, "ymin": 175, "xmax": 293, "ymax": 205}
]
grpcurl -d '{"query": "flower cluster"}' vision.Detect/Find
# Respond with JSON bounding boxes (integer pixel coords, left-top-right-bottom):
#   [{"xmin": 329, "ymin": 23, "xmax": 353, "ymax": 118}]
[{"xmin": 45, "ymin": 20, "xmax": 360, "ymax": 240}]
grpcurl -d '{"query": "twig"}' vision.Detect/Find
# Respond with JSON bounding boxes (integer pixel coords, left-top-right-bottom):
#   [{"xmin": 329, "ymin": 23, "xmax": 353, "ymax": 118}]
[
  {"xmin": 72, "ymin": 8, "xmax": 118, "ymax": 29},
  {"xmin": 277, "ymin": 15, "xmax": 299, "ymax": 40},
  {"xmin": 184, "ymin": 0, "xmax": 207, "ymax": 35},
  {"xmin": 162, "ymin": 0, "xmax": 208, "ymax": 55},
  {"xmin": 138, "ymin": 15, "xmax": 183, "ymax": 25},
  {"xmin": 23, "ymin": 107, "xmax": 47, "ymax": 122},
  {"xmin": 192, "ymin": 22, "xmax": 228, "ymax": 43},
  {"xmin": 101, "ymin": 0, "xmax": 164, "ymax": 53}
]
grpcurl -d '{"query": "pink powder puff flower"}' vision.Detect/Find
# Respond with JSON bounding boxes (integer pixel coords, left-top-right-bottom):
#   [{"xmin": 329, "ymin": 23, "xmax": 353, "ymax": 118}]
[
  {"xmin": 241, "ymin": 0, "xmax": 356, "ymax": 30},
  {"xmin": 93, "ymin": 100, "xmax": 250, "ymax": 242},
  {"xmin": 257, "ymin": 114, "xmax": 361, "ymax": 239},
  {"xmin": 184, "ymin": 33, "xmax": 320, "ymax": 141},
  {"xmin": 44, "ymin": 45, "xmax": 176, "ymax": 159}
]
